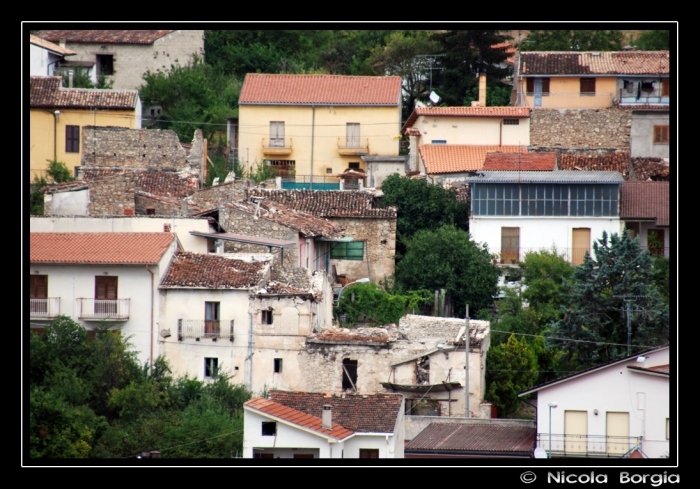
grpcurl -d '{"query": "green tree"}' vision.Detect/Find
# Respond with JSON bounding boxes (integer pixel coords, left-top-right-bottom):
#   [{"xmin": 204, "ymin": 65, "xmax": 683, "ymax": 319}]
[
  {"xmin": 395, "ymin": 225, "xmax": 500, "ymax": 317},
  {"xmin": 546, "ymin": 231, "xmax": 669, "ymax": 372},
  {"xmin": 30, "ymin": 176, "xmax": 47, "ymax": 215},
  {"xmin": 521, "ymin": 30, "xmax": 624, "ymax": 51},
  {"xmin": 633, "ymin": 30, "xmax": 670, "ymax": 50},
  {"xmin": 521, "ymin": 248, "xmax": 575, "ymax": 325},
  {"xmin": 45, "ymin": 159, "xmax": 73, "ymax": 183},
  {"xmin": 485, "ymin": 334, "xmax": 538, "ymax": 417}
]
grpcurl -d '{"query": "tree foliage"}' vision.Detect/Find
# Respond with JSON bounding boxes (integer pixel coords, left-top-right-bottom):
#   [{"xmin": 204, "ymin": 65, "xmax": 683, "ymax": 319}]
[
  {"xmin": 485, "ymin": 334, "xmax": 538, "ymax": 417},
  {"xmin": 395, "ymin": 225, "xmax": 499, "ymax": 318},
  {"xmin": 546, "ymin": 231, "xmax": 669, "ymax": 372},
  {"xmin": 521, "ymin": 30, "xmax": 624, "ymax": 51},
  {"xmin": 521, "ymin": 248, "xmax": 575, "ymax": 325},
  {"xmin": 633, "ymin": 30, "xmax": 670, "ymax": 50}
]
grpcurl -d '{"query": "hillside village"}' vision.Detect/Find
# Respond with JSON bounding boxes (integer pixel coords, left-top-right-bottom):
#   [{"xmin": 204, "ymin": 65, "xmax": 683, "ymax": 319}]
[{"xmin": 27, "ymin": 29, "xmax": 671, "ymax": 461}]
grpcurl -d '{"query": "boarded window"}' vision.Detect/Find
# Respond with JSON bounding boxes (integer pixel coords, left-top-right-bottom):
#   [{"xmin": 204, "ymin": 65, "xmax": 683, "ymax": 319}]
[
  {"xmin": 331, "ymin": 241, "xmax": 364, "ymax": 260},
  {"xmin": 346, "ymin": 123, "xmax": 360, "ymax": 147},
  {"xmin": 661, "ymin": 80, "xmax": 670, "ymax": 97},
  {"xmin": 654, "ymin": 125, "xmax": 669, "ymax": 144},
  {"xmin": 580, "ymin": 77, "xmax": 596, "ymax": 95},
  {"xmin": 342, "ymin": 359, "xmax": 358, "ymax": 390},
  {"xmin": 66, "ymin": 125, "xmax": 80, "ymax": 153},
  {"xmin": 269, "ymin": 121, "xmax": 285, "ymax": 147},
  {"xmin": 359, "ymin": 449, "xmax": 379, "ymax": 459}
]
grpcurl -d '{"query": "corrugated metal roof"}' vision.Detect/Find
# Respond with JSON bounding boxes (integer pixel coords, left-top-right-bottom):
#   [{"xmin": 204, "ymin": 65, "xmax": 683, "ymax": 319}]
[
  {"xmin": 464, "ymin": 170, "xmax": 625, "ymax": 184},
  {"xmin": 405, "ymin": 422, "xmax": 535, "ymax": 453}
]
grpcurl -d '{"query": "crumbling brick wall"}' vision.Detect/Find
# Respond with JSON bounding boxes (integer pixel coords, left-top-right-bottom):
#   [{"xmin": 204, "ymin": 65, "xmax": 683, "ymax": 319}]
[
  {"xmin": 189, "ymin": 179, "xmax": 251, "ymax": 209},
  {"xmin": 530, "ymin": 108, "xmax": 632, "ymax": 149},
  {"xmin": 88, "ymin": 173, "xmax": 136, "ymax": 216},
  {"xmin": 135, "ymin": 193, "xmax": 181, "ymax": 216}
]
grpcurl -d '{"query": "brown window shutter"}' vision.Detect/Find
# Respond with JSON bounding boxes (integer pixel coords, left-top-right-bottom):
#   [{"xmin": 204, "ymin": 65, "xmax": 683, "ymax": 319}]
[
  {"xmin": 542, "ymin": 78, "xmax": 550, "ymax": 93},
  {"xmin": 526, "ymin": 78, "xmax": 534, "ymax": 92},
  {"xmin": 30, "ymin": 275, "xmax": 47, "ymax": 299}
]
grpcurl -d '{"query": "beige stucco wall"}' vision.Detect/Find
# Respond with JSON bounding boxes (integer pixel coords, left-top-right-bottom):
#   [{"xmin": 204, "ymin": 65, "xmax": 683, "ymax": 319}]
[
  {"xmin": 518, "ymin": 76, "xmax": 617, "ymax": 108},
  {"xmin": 331, "ymin": 217, "xmax": 396, "ymax": 284},
  {"xmin": 413, "ymin": 115, "xmax": 530, "ymax": 147},
  {"xmin": 238, "ymin": 104, "xmax": 401, "ymax": 178},
  {"xmin": 30, "ymin": 108, "xmax": 140, "ymax": 181}
]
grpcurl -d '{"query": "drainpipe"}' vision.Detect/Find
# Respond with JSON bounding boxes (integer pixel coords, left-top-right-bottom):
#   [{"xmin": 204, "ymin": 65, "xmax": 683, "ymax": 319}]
[
  {"xmin": 146, "ymin": 265, "xmax": 155, "ymax": 372},
  {"xmin": 52, "ymin": 109, "xmax": 60, "ymax": 162},
  {"xmin": 246, "ymin": 308, "xmax": 254, "ymax": 391},
  {"xmin": 306, "ymin": 238, "xmax": 311, "ymax": 269},
  {"xmin": 310, "ymin": 105, "xmax": 315, "ymax": 189}
]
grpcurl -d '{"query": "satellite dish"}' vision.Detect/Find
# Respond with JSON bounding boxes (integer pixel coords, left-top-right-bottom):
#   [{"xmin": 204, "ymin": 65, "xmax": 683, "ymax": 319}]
[
  {"xmin": 534, "ymin": 447, "xmax": 548, "ymax": 459},
  {"xmin": 429, "ymin": 91, "xmax": 441, "ymax": 104}
]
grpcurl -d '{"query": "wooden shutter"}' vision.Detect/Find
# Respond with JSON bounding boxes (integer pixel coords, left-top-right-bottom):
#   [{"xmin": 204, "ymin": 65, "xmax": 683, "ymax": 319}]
[
  {"xmin": 654, "ymin": 126, "xmax": 669, "ymax": 144},
  {"xmin": 580, "ymin": 78, "xmax": 596, "ymax": 94},
  {"xmin": 360, "ymin": 449, "xmax": 379, "ymax": 459},
  {"xmin": 66, "ymin": 125, "xmax": 80, "ymax": 153},
  {"xmin": 661, "ymin": 80, "xmax": 669, "ymax": 97},
  {"xmin": 542, "ymin": 78, "xmax": 550, "ymax": 93},
  {"xmin": 95, "ymin": 276, "xmax": 118, "ymax": 299},
  {"xmin": 30, "ymin": 275, "xmax": 47, "ymax": 299},
  {"xmin": 347, "ymin": 123, "xmax": 360, "ymax": 147},
  {"xmin": 205, "ymin": 302, "xmax": 220, "ymax": 336},
  {"xmin": 501, "ymin": 227, "xmax": 520, "ymax": 263},
  {"xmin": 526, "ymin": 78, "xmax": 534, "ymax": 93}
]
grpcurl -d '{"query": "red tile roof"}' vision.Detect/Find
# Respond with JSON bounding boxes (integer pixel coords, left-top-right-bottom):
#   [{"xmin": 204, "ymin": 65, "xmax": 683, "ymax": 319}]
[
  {"xmin": 269, "ymin": 390, "xmax": 403, "ymax": 433},
  {"xmin": 239, "ymin": 74, "xmax": 402, "ymax": 106},
  {"xmin": 519, "ymin": 51, "xmax": 670, "ymax": 75},
  {"xmin": 558, "ymin": 153, "xmax": 630, "ymax": 179},
  {"xmin": 80, "ymin": 169, "xmax": 198, "ymax": 198},
  {"xmin": 30, "ymin": 76, "xmax": 138, "ymax": 109},
  {"xmin": 160, "ymin": 250, "xmax": 266, "ymax": 289},
  {"xmin": 405, "ymin": 422, "xmax": 535, "ymax": 454},
  {"xmin": 29, "ymin": 34, "xmax": 75, "ymax": 55},
  {"xmin": 483, "ymin": 152, "xmax": 556, "ymax": 171},
  {"xmin": 419, "ymin": 145, "xmax": 527, "ymax": 174},
  {"xmin": 246, "ymin": 189, "xmax": 397, "ymax": 219},
  {"xmin": 620, "ymin": 181, "xmax": 669, "ymax": 226},
  {"xmin": 36, "ymin": 30, "xmax": 175, "ymax": 45},
  {"xmin": 30, "ymin": 232, "xmax": 175, "ymax": 265},
  {"xmin": 227, "ymin": 200, "xmax": 345, "ymax": 238},
  {"xmin": 631, "ymin": 157, "xmax": 670, "ymax": 182},
  {"xmin": 244, "ymin": 397, "xmax": 355, "ymax": 441},
  {"xmin": 403, "ymin": 106, "xmax": 531, "ymax": 133}
]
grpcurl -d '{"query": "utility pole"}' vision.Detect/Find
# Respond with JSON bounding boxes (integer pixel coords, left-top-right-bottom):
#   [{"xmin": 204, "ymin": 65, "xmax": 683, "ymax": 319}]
[{"xmin": 613, "ymin": 295, "xmax": 650, "ymax": 356}]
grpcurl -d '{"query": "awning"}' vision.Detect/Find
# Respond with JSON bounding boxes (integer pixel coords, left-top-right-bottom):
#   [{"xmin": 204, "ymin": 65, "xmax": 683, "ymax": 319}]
[
  {"xmin": 315, "ymin": 237, "xmax": 356, "ymax": 242},
  {"xmin": 380, "ymin": 381, "xmax": 462, "ymax": 393}
]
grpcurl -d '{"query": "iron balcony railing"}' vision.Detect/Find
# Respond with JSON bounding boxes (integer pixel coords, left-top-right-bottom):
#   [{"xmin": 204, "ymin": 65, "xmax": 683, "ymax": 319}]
[
  {"xmin": 497, "ymin": 246, "xmax": 669, "ymax": 265},
  {"xmin": 178, "ymin": 319, "xmax": 234, "ymax": 341},
  {"xmin": 537, "ymin": 433, "xmax": 643, "ymax": 458},
  {"xmin": 76, "ymin": 298, "xmax": 130, "ymax": 320},
  {"xmin": 30, "ymin": 298, "xmax": 60, "ymax": 318}
]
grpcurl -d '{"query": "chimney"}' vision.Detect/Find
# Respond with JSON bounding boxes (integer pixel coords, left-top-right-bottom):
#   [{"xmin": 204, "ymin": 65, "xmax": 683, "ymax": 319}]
[
  {"xmin": 68, "ymin": 70, "xmax": 74, "ymax": 89},
  {"xmin": 180, "ymin": 199, "xmax": 188, "ymax": 216},
  {"xmin": 59, "ymin": 38, "xmax": 66, "ymax": 49},
  {"xmin": 322, "ymin": 404, "xmax": 332, "ymax": 430},
  {"xmin": 471, "ymin": 101, "xmax": 480, "ymax": 107},
  {"xmin": 478, "ymin": 72, "xmax": 487, "ymax": 107}
]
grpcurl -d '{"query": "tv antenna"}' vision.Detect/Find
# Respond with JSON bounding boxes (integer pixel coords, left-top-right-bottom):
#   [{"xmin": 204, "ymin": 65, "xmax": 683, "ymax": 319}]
[{"xmin": 414, "ymin": 54, "xmax": 445, "ymax": 96}]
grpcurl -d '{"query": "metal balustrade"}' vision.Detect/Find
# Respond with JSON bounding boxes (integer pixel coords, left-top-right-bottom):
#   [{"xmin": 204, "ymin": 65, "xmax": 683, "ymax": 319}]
[
  {"xmin": 29, "ymin": 298, "xmax": 60, "ymax": 318},
  {"xmin": 178, "ymin": 319, "xmax": 234, "ymax": 341},
  {"xmin": 537, "ymin": 433, "xmax": 643, "ymax": 458},
  {"xmin": 76, "ymin": 298, "xmax": 130, "ymax": 320}
]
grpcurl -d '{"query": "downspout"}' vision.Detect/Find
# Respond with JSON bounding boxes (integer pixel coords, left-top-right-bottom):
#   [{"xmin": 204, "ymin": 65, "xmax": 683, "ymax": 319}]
[
  {"xmin": 246, "ymin": 305, "xmax": 254, "ymax": 391},
  {"xmin": 310, "ymin": 105, "xmax": 315, "ymax": 190},
  {"xmin": 306, "ymin": 238, "xmax": 311, "ymax": 269},
  {"xmin": 500, "ymin": 119, "xmax": 503, "ymax": 146},
  {"xmin": 145, "ymin": 265, "xmax": 155, "ymax": 372},
  {"xmin": 53, "ymin": 110, "xmax": 58, "ymax": 162}
]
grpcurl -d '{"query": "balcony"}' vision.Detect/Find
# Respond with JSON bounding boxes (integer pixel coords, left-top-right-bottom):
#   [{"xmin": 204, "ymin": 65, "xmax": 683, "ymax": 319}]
[
  {"xmin": 30, "ymin": 298, "xmax": 61, "ymax": 320},
  {"xmin": 337, "ymin": 138, "xmax": 369, "ymax": 156},
  {"xmin": 262, "ymin": 138, "xmax": 292, "ymax": 156},
  {"xmin": 178, "ymin": 319, "xmax": 234, "ymax": 341},
  {"xmin": 76, "ymin": 298, "xmax": 130, "ymax": 321},
  {"xmin": 537, "ymin": 433, "xmax": 643, "ymax": 458},
  {"xmin": 496, "ymin": 246, "xmax": 670, "ymax": 266}
]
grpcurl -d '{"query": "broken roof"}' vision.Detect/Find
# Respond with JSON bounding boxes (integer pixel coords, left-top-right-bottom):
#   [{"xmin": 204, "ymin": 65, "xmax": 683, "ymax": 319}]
[
  {"xmin": 419, "ymin": 145, "xmax": 527, "ymax": 174},
  {"xmin": 558, "ymin": 153, "xmax": 630, "ymax": 179},
  {"xmin": 482, "ymin": 152, "xmax": 556, "ymax": 171},
  {"xmin": 36, "ymin": 30, "xmax": 175, "ymax": 45},
  {"xmin": 30, "ymin": 76, "xmax": 139, "ymax": 110},
  {"xmin": 519, "ymin": 51, "xmax": 670, "ymax": 76},
  {"xmin": 159, "ymin": 250, "xmax": 266, "ymax": 289}
]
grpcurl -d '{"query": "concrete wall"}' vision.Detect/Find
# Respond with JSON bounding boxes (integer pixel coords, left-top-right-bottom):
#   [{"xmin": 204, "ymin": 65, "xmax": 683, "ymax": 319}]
[
  {"xmin": 530, "ymin": 108, "xmax": 632, "ymax": 149},
  {"xmin": 61, "ymin": 30, "xmax": 205, "ymax": 91},
  {"xmin": 46, "ymin": 188, "xmax": 90, "ymax": 216},
  {"xmin": 518, "ymin": 76, "xmax": 617, "ymax": 108},
  {"xmin": 238, "ymin": 104, "xmax": 401, "ymax": 178},
  {"xmin": 331, "ymin": 217, "xmax": 396, "ymax": 284},
  {"xmin": 412, "ymin": 114, "xmax": 530, "ymax": 147},
  {"xmin": 630, "ymin": 111, "xmax": 670, "ymax": 158}
]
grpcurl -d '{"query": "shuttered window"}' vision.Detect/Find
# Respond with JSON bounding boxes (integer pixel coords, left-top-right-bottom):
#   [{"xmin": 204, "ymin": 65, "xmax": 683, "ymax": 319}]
[
  {"xmin": 654, "ymin": 126, "xmax": 669, "ymax": 144},
  {"xmin": 501, "ymin": 227, "xmax": 520, "ymax": 263},
  {"xmin": 66, "ymin": 125, "xmax": 80, "ymax": 153},
  {"xmin": 346, "ymin": 123, "xmax": 360, "ymax": 148},
  {"xmin": 580, "ymin": 77, "xmax": 596, "ymax": 95},
  {"xmin": 95, "ymin": 276, "xmax": 118, "ymax": 300},
  {"xmin": 526, "ymin": 78, "xmax": 550, "ymax": 93},
  {"xmin": 30, "ymin": 275, "xmax": 48, "ymax": 299},
  {"xmin": 270, "ymin": 121, "xmax": 284, "ymax": 147},
  {"xmin": 661, "ymin": 80, "xmax": 670, "ymax": 97}
]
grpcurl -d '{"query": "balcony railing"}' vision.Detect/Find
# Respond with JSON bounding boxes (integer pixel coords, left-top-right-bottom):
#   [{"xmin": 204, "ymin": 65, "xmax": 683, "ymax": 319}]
[
  {"xmin": 262, "ymin": 138, "xmax": 292, "ymax": 155},
  {"xmin": 76, "ymin": 298, "xmax": 130, "ymax": 321},
  {"xmin": 537, "ymin": 433, "xmax": 643, "ymax": 458},
  {"xmin": 178, "ymin": 319, "xmax": 234, "ymax": 341},
  {"xmin": 281, "ymin": 175, "xmax": 341, "ymax": 190},
  {"xmin": 337, "ymin": 138, "xmax": 369, "ymax": 155},
  {"xmin": 497, "ymin": 246, "xmax": 669, "ymax": 265},
  {"xmin": 30, "ymin": 298, "xmax": 60, "ymax": 319}
]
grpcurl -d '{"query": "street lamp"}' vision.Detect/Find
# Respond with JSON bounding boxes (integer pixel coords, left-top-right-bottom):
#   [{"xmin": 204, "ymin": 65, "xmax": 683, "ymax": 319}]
[
  {"xmin": 334, "ymin": 277, "xmax": 370, "ymax": 307},
  {"xmin": 548, "ymin": 402, "xmax": 558, "ymax": 458}
]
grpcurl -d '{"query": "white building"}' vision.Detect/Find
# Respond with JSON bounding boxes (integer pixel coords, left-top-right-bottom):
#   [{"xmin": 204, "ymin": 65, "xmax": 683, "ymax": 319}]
[
  {"xmin": 243, "ymin": 390, "xmax": 405, "ymax": 459},
  {"xmin": 464, "ymin": 170, "xmax": 624, "ymax": 265},
  {"xmin": 519, "ymin": 345, "xmax": 670, "ymax": 459},
  {"xmin": 29, "ymin": 34, "xmax": 75, "ymax": 77}
]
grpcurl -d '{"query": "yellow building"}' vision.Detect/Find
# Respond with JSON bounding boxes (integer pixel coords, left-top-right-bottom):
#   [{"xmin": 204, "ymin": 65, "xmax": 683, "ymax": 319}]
[
  {"xmin": 237, "ymin": 74, "xmax": 402, "ymax": 189},
  {"xmin": 29, "ymin": 76, "xmax": 141, "ymax": 181},
  {"xmin": 514, "ymin": 51, "xmax": 670, "ymax": 109}
]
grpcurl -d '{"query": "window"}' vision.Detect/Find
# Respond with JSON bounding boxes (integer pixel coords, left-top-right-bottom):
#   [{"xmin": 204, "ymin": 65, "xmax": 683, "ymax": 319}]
[
  {"xmin": 661, "ymin": 80, "xmax": 670, "ymax": 97},
  {"xmin": 431, "ymin": 140, "xmax": 447, "ymax": 144},
  {"xmin": 349, "ymin": 162, "xmax": 360, "ymax": 170},
  {"xmin": 66, "ymin": 125, "xmax": 80, "ymax": 153},
  {"xmin": 269, "ymin": 121, "xmax": 285, "ymax": 147},
  {"xmin": 262, "ymin": 310, "xmax": 273, "ymax": 325},
  {"xmin": 267, "ymin": 159, "xmax": 295, "ymax": 178},
  {"xmin": 501, "ymin": 227, "xmax": 520, "ymax": 263},
  {"xmin": 580, "ymin": 77, "xmax": 596, "ymax": 95},
  {"xmin": 262, "ymin": 421, "xmax": 277, "ymax": 436},
  {"xmin": 205, "ymin": 302, "xmax": 220, "ymax": 337},
  {"xmin": 641, "ymin": 81, "xmax": 655, "ymax": 93},
  {"xmin": 95, "ymin": 275, "xmax": 117, "ymax": 315},
  {"xmin": 326, "ymin": 168, "xmax": 333, "ymax": 174},
  {"xmin": 274, "ymin": 358, "xmax": 283, "ymax": 373},
  {"xmin": 346, "ymin": 123, "xmax": 360, "ymax": 148},
  {"xmin": 30, "ymin": 275, "xmax": 48, "ymax": 315},
  {"xmin": 654, "ymin": 126, "xmax": 669, "ymax": 144},
  {"xmin": 503, "ymin": 119, "xmax": 519, "ymax": 125},
  {"xmin": 331, "ymin": 241, "xmax": 364, "ymax": 261},
  {"xmin": 342, "ymin": 359, "xmax": 358, "ymax": 390},
  {"xmin": 204, "ymin": 357, "xmax": 218, "ymax": 378},
  {"xmin": 526, "ymin": 77, "xmax": 550, "ymax": 93},
  {"xmin": 359, "ymin": 449, "xmax": 379, "ymax": 459},
  {"xmin": 254, "ymin": 452, "xmax": 274, "ymax": 458},
  {"xmin": 96, "ymin": 54, "xmax": 114, "ymax": 75}
]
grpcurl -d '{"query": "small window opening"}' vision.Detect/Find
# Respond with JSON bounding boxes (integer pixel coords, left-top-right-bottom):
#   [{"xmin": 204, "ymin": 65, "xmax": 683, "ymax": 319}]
[
  {"xmin": 503, "ymin": 119, "xmax": 519, "ymax": 125},
  {"xmin": 262, "ymin": 310, "xmax": 273, "ymax": 325},
  {"xmin": 274, "ymin": 358, "xmax": 283, "ymax": 373},
  {"xmin": 349, "ymin": 162, "xmax": 360, "ymax": 170},
  {"xmin": 262, "ymin": 422, "xmax": 277, "ymax": 436},
  {"xmin": 342, "ymin": 359, "xmax": 358, "ymax": 391},
  {"xmin": 204, "ymin": 357, "xmax": 218, "ymax": 378}
]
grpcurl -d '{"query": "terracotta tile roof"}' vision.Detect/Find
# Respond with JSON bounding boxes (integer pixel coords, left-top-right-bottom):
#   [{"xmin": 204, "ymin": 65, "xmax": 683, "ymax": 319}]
[
  {"xmin": 239, "ymin": 74, "xmax": 402, "ymax": 106},
  {"xmin": 620, "ymin": 181, "xmax": 669, "ymax": 226},
  {"xmin": 160, "ymin": 250, "xmax": 265, "ymax": 289},
  {"xmin": 30, "ymin": 232, "xmax": 175, "ymax": 265},
  {"xmin": 519, "ymin": 51, "xmax": 670, "ymax": 75},
  {"xmin": 245, "ymin": 397, "xmax": 355, "ymax": 441},
  {"xmin": 135, "ymin": 191, "xmax": 208, "ymax": 214},
  {"xmin": 36, "ymin": 30, "xmax": 175, "ymax": 45},
  {"xmin": 246, "ymin": 189, "xmax": 397, "ymax": 219},
  {"xmin": 631, "ymin": 157, "xmax": 670, "ymax": 182},
  {"xmin": 402, "ymin": 106, "xmax": 531, "ymax": 133},
  {"xmin": 419, "ymin": 144, "xmax": 527, "ymax": 174},
  {"xmin": 405, "ymin": 422, "xmax": 535, "ymax": 454},
  {"xmin": 30, "ymin": 76, "xmax": 138, "ymax": 109},
  {"xmin": 558, "ymin": 153, "xmax": 630, "ymax": 179},
  {"xmin": 483, "ymin": 152, "xmax": 556, "ymax": 171},
  {"xmin": 40, "ymin": 180, "xmax": 90, "ymax": 194},
  {"xmin": 261, "ymin": 281, "xmax": 311, "ymax": 296},
  {"xmin": 30, "ymin": 34, "xmax": 75, "ymax": 55},
  {"xmin": 81, "ymin": 169, "xmax": 198, "ymax": 198},
  {"xmin": 269, "ymin": 391, "xmax": 403, "ymax": 433},
  {"xmin": 228, "ymin": 200, "xmax": 344, "ymax": 238}
]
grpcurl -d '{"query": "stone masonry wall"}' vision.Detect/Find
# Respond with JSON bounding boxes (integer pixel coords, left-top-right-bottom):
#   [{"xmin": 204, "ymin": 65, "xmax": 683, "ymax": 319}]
[
  {"xmin": 398, "ymin": 314, "xmax": 490, "ymax": 346},
  {"xmin": 530, "ymin": 108, "xmax": 632, "ymax": 149},
  {"xmin": 189, "ymin": 179, "xmax": 251, "ymax": 209},
  {"xmin": 135, "ymin": 193, "xmax": 180, "ymax": 216},
  {"xmin": 88, "ymin": 174, "xmax": 136, "ymax": 215},
  {"xmin": 218, "ymin": 206, "xmax": 300, "ymax": 267},
  {"xmin": 333, "ymin": 217, "xmax": 396, "ymax": 285}
]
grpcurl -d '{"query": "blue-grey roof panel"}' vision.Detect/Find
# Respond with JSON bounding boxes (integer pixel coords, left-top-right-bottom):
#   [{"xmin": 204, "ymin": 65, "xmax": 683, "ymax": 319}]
[{"xmin": 463, "ymin": 170, "xmax": 625, "ymax": 184}]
